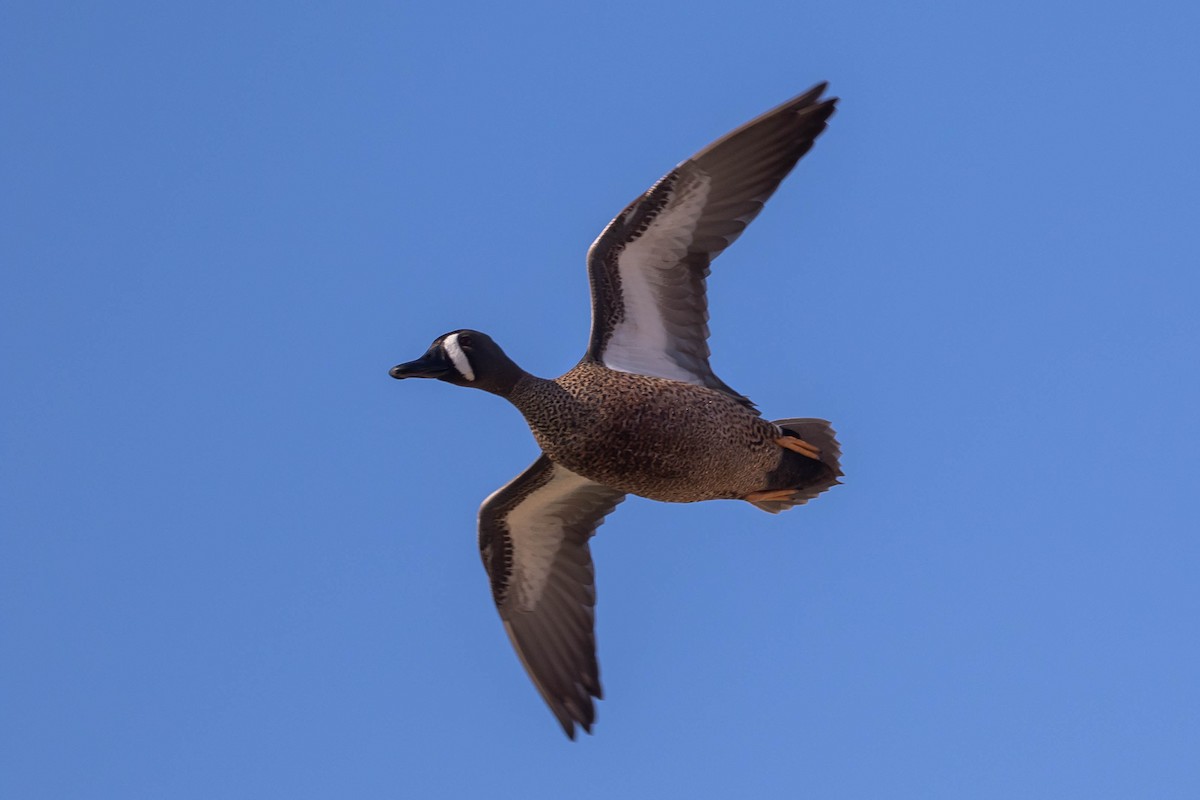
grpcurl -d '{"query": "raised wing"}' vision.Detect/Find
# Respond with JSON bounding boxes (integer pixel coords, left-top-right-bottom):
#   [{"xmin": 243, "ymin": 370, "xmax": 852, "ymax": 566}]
[
  {"xmin": 478, "ymin": 455, "xmax": 626, "ymax": 738},
  {"xmin": 585, "ymin": 83, "xmax": 837, "ymax": 403}
]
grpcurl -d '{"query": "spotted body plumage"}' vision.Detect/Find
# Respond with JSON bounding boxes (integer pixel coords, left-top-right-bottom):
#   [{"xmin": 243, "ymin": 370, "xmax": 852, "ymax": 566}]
[{"xmin": 510, "ymin": 361, "xmax": 819, "ymax": 503}]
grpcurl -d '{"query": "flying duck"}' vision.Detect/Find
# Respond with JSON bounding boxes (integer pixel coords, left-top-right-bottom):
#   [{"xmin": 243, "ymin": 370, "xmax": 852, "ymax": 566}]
[{"xmin": 390, "ymin": 83, "xmax": 842, "ymax": 738}]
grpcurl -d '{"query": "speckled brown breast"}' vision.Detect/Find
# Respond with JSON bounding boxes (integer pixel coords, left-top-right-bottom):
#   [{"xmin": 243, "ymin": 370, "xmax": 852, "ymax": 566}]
[{"xmin": 508, "ymin": 360, "xmax": 784, "ymax": 502}]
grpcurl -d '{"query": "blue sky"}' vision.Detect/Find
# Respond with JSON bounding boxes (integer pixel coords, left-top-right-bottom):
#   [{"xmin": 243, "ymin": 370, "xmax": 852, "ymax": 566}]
[{"xmin": 3, "ymin": 1, "xmax": 1198, "ymax": 797}]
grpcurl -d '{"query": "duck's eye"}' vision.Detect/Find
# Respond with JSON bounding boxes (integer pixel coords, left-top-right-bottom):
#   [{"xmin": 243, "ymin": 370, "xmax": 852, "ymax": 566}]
[{"xmin": 458, "ymin": 334, "xmax": 474, "ymax": 348}]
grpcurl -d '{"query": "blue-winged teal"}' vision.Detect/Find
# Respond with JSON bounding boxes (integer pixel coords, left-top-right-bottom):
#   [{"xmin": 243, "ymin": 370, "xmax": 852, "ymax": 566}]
[{"xmin": 390, "ymin": 83, "xmax": 842, "ymax": 738}]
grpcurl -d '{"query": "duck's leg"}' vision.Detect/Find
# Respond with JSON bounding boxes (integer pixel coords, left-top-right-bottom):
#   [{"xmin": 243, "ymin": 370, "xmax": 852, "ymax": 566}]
[
  {"xmin": 776, "ymin": 435, "xmax": 821, "ymax": 460},
  {"xmin": 744, "ymin": 488, "xmax": 796, "ymax": 503}
]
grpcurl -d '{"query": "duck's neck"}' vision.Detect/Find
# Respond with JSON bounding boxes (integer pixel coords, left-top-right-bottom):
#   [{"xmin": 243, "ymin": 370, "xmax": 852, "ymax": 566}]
[{"xmin": 474, "ymin": 359, "xmax": 534, "ymax": 398}]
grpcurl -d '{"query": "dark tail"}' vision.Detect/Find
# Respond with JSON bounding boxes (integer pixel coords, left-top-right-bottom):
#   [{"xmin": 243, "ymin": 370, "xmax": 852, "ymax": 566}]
[{"xmin": 749, "ymin": 418, "xmax": 843, "ymax": 514}]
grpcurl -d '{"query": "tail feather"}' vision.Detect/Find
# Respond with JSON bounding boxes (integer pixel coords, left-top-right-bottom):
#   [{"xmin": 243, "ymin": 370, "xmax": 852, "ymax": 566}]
[{"xmin": 749, "ymin": 418, "xmax": 843, "ymax": 514}]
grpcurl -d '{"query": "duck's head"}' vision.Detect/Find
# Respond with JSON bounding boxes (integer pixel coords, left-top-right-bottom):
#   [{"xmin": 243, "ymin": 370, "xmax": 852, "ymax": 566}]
[{"xmin": 389, "ymin": 330, "xmax": 524, "ymax": 394}]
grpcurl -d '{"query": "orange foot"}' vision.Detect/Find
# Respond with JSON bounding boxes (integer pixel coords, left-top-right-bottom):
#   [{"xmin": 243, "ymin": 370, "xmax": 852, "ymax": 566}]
[
  {"xmin": 744, "ymin": 488, "xmax": 796, "ymax": 503},
  {"xmin": 776, "ymin": 435, "xmax": 821, "ymax": 461}
]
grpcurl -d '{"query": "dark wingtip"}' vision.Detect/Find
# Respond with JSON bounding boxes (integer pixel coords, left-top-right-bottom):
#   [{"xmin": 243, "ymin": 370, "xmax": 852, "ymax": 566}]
[
  {"xmin": 556, "ymin": 708, "xmax": 596, "ymax": 741},
  {"xmin": 559, "ymin": 717, "xmax": 588, "ymax": 741},
  {"xmin": 798, "ymin": 82, "xmax": 839, "ymax": 120},
  {"xmin": 800, "ymin": 81, "xmax": 835, "ymax": 105}
]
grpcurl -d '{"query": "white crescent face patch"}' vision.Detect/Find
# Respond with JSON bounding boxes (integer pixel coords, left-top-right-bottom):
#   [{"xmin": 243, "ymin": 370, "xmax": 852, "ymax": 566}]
[{"xmin": 443, "ymin": 332, "xmax": 475, "ymax": 381}]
